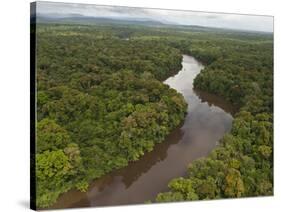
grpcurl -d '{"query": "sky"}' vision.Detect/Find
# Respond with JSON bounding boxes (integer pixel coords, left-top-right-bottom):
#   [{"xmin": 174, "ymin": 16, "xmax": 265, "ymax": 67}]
[{"xmin": 36, "ymin": 1, "xmax": 274, "ymax": 32}]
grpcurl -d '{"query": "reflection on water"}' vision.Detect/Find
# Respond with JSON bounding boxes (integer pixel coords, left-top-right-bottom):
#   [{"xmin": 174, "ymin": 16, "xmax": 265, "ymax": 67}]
[
  {"xmin": 194, "ymin": 89, "xmax": 237, "ymax": 116},
  {"xmin": 50, "ymin": 55, "xmax": 234, "ymax": 209}
]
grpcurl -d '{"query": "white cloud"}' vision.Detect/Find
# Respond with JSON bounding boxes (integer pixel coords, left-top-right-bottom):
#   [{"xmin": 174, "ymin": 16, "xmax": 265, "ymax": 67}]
[{"xmin": 36, "ymin": 1, "xmax": 273, "ymax": 32}]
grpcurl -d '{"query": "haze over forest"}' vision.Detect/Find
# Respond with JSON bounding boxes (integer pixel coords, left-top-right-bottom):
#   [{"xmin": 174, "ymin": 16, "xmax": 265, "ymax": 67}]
[{"xmin": 34, "ymin": 2, "xmax": 273, "ymax": 32}]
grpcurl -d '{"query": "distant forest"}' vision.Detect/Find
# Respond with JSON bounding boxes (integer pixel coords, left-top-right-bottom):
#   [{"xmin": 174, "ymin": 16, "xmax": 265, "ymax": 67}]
[{"xmin": 34, "ymin": 23, "xmax": 273, "ymax": 207}]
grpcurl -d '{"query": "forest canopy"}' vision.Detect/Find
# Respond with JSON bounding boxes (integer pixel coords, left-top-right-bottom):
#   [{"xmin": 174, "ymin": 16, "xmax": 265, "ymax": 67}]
[
  {"xmin": 35, "ymin": 23, "xmax": 187, "ymax": 207},
  {"xmin": 154, "ymin": 27, "xmax": 273, "ymax": 202},
  {"xmin": 34, "ymin": 23, "xmax": 273, "ymax": 207}
]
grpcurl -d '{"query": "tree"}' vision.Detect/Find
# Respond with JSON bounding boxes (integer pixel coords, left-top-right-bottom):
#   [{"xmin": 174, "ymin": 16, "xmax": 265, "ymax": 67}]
[
  {"xmin": 36, "ymin": 118, "xmax": 70, "ymax": 153},
  {"xmin": 224, "ymin": 168, "xmax": 245, "ymax": 198}
]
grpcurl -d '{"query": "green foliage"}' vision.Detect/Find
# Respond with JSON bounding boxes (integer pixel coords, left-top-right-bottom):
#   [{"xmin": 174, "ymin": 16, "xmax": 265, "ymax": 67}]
[
  {"xmin": 35, "ymin": 23, "xmax": 187, "ymax": 208},
  {"xmin": 224, "ymin": 168, "xmax": 244, "ymax": 198},
  {"xmin": 156, "ymin": 26, "xmax": 273, "ymax": 203},
  {"xmin": 156, "ymin": 192, "xmax": 185, "ymax": 203},
  {"xmin": 168, "ymin": 178, "xmax": 199, "ymax": 200},
  {"xmin": 36, "ymin": 118, "xmax": 70, "ymax": 153},
  {"xmin": 36, "ymin": 150, "xmax": 71, "ymax": 181},
  {"xmin": 36, "ymin": 150, "xmax": 73, "ymax": 207},
  {"xmin": 35, "ymin": 22, "xmax": 272, "ymax": 207},
  {"xmin": 75, "ymin": 181, "xmax": 89, "ymax": 192}
]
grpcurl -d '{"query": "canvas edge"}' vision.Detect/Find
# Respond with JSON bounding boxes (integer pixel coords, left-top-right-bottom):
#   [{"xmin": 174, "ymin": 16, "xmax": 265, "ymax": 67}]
[{"xmin": 30, "ymin": 1, "xmax": 37, "ymax": 211}]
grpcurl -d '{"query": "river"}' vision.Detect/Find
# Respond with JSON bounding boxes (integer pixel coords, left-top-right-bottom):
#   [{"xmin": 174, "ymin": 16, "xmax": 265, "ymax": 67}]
[{"xmin": 50, "ymin": 55, "xmax": 235, "ymax": 209}]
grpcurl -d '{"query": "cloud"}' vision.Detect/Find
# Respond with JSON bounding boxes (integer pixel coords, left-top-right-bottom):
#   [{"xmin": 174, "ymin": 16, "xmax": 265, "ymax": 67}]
[{"xmin": 36, "ymin": 1, "xmax": 273, "ymax": 32}]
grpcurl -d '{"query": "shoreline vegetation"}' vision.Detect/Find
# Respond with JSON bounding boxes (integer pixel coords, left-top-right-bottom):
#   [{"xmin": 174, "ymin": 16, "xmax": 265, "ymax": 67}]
[
  {"xmin": 156, "ymin": 31, "xmax": 273, "ymax": 202},
  {"xmin": 35, "ymin": 24, "xmax": 187, "ymax": 208},
  {"xmin": 34, "ymin": 23, "xmax": 273, "ymax": 208}
]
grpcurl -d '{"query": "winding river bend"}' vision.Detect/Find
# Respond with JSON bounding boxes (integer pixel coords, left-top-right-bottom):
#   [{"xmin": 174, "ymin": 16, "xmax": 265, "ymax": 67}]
[{"xmin": 50, "ymin": 55, "xmax": 235, "ymax": 209}]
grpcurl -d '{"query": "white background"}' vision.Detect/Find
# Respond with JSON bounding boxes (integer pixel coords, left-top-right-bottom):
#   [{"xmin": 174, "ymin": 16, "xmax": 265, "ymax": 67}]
[{"xmin": 0, "ymin": 0, "xmax": 279, "ymax": 211}]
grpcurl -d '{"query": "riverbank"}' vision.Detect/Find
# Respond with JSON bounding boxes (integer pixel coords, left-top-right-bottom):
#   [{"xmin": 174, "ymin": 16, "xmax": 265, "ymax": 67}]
[{"xmin": 49, "ymin": 55, "xmax": 234, "ymax": 209}]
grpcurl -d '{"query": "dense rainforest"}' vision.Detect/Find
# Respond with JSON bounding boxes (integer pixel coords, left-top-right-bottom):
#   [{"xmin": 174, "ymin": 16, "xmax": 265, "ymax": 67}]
[
  {"xmin": 34, "ymin": 23, "xmax": 273, "ymax": 207},
  {"xmin": 35, "ymin": 24, "xmax": 187, "ymax": 207},
  {"xmin": 155, "ymin": 31, "xmax": 273, "ymax": 201}
]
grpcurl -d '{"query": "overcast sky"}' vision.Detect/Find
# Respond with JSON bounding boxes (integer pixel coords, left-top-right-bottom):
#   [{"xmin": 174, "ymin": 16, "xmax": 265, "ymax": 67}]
[{"xmin": 36, "ymin": 1, "xmax": 273, "ymax": 32}]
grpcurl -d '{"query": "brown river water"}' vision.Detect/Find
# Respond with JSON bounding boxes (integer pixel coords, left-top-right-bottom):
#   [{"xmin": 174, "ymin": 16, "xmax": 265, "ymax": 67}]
[{"xmin": 49, "ymin": 55, "xmax": 235, "ymax": 209}]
